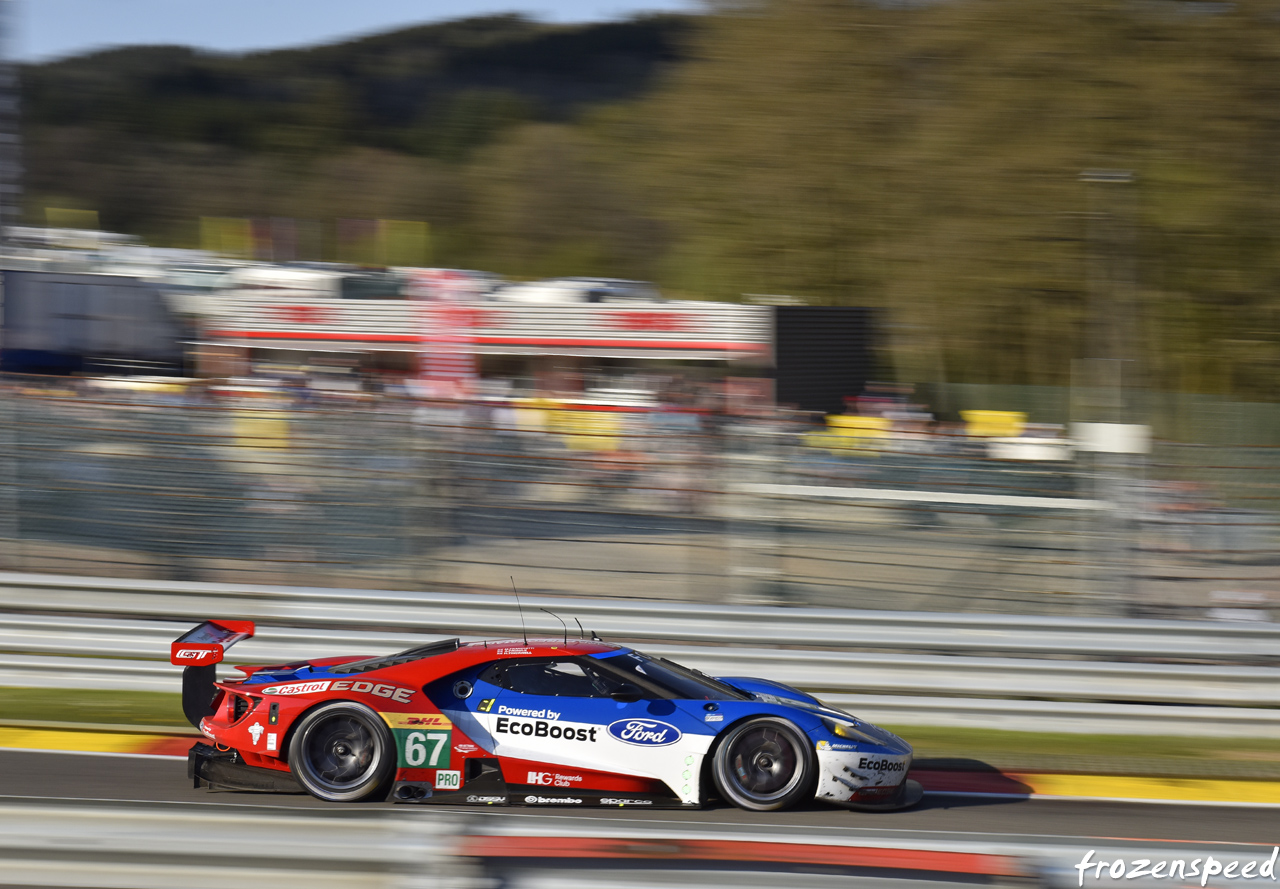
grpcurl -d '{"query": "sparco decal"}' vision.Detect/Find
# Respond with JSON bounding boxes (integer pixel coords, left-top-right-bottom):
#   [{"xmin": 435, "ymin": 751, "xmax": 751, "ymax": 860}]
[
  {"xmin": 858, "ymin": 758, "xmax": 906, "ymax": 772},
  {"xmin": 495, "ymin": 717, "xmax": 597, "ymax": 742},
  {"xmin": 601, "ymin": 798, "xmax": 653, "ymax": 806},
  {"xmin": 524, "ymin": 795, "xmax": 582, "ymax": 805},
  {"xmin": 607, "ymin": 718, "xmax": 681, "ymax": 747}
]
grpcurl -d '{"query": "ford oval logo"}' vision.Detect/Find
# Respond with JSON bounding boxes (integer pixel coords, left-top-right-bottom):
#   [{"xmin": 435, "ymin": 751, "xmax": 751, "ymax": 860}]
[{"xmin": 607, "ymin": 718, "xmax": 681, "ymax": 747}]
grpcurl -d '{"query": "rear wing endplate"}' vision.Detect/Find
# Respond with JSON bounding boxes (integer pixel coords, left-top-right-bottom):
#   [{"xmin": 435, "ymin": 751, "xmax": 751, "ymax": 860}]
[{"xmin": 172, "ymin": 620, "xmax": 255, "ymax": 729}]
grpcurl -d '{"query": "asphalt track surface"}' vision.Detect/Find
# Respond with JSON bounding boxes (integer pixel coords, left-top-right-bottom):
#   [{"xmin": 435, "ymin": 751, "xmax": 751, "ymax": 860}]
[{"xmin": 3, "ymin": 749, "xmax": 1278, "ymax": 847}]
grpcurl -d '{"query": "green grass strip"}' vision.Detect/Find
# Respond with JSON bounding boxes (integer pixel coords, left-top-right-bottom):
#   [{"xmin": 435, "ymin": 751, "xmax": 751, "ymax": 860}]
[{"xmin": 0, "ymin": 688, "xmax": 189, "ymax": 728}]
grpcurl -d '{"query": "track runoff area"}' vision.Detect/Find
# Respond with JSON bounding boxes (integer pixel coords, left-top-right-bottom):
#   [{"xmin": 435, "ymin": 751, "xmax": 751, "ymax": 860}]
[{"xmin": 3, "ymin": 739, "xmax": 1280, "ymax": 888}]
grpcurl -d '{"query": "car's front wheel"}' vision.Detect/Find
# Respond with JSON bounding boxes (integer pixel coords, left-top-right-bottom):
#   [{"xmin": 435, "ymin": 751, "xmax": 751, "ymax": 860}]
[
  {"xmin": 288, "ymin": 702, "xmax": 395, "ymax": 802},
  {"xmin": 712, "ymin": 717, "xmax": 815, "ymax": 811}
]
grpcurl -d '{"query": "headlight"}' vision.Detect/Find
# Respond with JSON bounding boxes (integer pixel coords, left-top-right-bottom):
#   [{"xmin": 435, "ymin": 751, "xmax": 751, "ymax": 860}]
[{"xmin": 821, "ymin": 717, "xmax": 882, "ymax": 745}]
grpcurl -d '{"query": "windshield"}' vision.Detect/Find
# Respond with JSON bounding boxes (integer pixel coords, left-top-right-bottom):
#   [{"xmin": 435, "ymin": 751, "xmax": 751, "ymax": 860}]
[{"xmin": 604, "ymin": 652, "xmax": 751, "ymax": 701}]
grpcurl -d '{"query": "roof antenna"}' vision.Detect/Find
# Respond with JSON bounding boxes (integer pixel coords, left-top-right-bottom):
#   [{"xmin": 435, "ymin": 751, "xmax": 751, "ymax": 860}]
[
  {"xmin": 573, "ymin": 617, "xmax": 585, "ymax": 640},
  {"xmin": 591, "ymin": 629, "xmax": 602, "ymax": 642},
  {"xmin": 541, "ymin": 609, "xmax": 568, "ymax": 645},
  {"xmin": 510, "ymin": 577, "xmax": 528, "ymax": 644}
]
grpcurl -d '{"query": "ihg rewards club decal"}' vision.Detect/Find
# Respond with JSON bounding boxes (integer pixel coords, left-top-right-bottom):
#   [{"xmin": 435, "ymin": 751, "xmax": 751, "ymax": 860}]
[{"xmin": 382, "ymin": 713, "xmax": 453, "ymax": 768}]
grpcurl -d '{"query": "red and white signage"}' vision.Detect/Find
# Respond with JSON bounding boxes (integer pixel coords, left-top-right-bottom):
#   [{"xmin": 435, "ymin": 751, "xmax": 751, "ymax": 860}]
[
  {"xmin": 412, "ymin": 270, "xmax": 479, "ymax": 399},
  {"xmin": 205, "ymin": 294, "xmax": 772, "ymax": 362}
]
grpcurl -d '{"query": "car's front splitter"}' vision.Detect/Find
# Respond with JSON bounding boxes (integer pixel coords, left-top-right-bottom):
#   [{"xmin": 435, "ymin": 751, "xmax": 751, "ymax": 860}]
[{"xmin": 831, "ymin": 778, "xmax": 924, "ymax": 812}]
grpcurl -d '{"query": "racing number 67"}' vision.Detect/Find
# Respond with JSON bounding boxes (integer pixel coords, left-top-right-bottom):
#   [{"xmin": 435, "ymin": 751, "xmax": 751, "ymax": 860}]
[{"xmin": 405, "ymin": 731, "xmax": 448, "ymax": 767}]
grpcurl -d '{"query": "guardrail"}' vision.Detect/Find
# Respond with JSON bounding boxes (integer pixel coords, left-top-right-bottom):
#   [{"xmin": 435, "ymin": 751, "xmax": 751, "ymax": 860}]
[
  {"xmin": 4, "ymin": 614, "xmax": 1280, "ymax": 708},
  {"xmin": 3, "ymin": 572, "xmax": 1280, "ymax": 736},
  {"xmin": 4, "ymin": 587, "xmax": 1280, "ymax": 736},
  {"xmin": 2, "ymin": 571, "xmax": 1279, "ymax": 659}
]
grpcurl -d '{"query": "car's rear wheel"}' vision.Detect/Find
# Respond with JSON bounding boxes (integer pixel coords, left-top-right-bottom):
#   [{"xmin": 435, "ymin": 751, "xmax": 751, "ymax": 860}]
[
  {"xmin": 712, "ymin": 717, "xmax": 814, "ymax": 811},
  {"xmin": 288, "ymin": 702, "xmax": 395, "ymax": 802}
]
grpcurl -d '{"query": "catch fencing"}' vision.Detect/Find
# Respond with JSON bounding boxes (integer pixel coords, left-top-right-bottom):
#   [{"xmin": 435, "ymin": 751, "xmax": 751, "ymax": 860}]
[
  {"xmin": 0, "ymin": 382, "xmax": 1276, "ymax": 617},
  {"xmin": 13, "ymin": 617, "xmax": 1280, "ymax": 704}
]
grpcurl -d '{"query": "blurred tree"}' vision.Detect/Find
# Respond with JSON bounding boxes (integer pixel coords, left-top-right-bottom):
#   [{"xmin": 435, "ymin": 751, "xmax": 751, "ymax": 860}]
[
  {"xmin": 628, "ymin": 0, "xmax": 1280, "ymax": 394},
  {"xmin": 464, "ymin": 122, "xmax": 666, "ymax": 279}
]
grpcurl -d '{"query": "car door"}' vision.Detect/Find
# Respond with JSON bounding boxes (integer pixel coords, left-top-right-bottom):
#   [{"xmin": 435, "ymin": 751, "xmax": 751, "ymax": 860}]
[
  {"xmin": 477, "ymin": 656, "xmax": 706, "ymax": 792},
  {"xmin": 472, "ymin": 657, "xmax": 619, "ymax": 775}
]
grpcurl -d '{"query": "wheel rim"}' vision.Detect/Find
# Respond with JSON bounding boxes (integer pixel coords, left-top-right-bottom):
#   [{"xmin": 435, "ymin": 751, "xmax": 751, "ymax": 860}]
[
  {"xmin": 725, "ymin": 724, "xmax": 802, "ymax": 803},
  {"xmin": 301, "ymin": 714, "xmax": 381, "ymax": 793}
]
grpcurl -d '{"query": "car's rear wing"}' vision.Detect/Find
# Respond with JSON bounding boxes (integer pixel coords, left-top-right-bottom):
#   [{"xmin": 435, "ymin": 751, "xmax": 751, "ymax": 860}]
[
  {"xmin": 172, "ymin": 620, "xmax": 255, "ymax": 728},
  {"xmin": 171, "ymin": 619, "xmax": 255, "ymax": 666}
]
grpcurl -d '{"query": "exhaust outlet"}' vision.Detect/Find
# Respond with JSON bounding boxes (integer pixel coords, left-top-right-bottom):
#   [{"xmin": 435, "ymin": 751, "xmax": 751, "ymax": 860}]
[{"xmin": 391, "ymin": 781, "xmax": 432, "ymax": 803}]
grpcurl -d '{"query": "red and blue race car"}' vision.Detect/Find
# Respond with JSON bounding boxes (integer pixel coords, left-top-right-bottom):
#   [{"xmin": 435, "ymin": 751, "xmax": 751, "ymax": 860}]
[{"xmin": 173, "ymin": 620, "xmax": 922, "ymax": 812}]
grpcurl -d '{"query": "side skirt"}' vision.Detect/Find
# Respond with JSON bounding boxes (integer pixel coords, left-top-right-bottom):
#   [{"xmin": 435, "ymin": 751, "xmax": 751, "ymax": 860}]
[
  {"xmin": 392, "ymin": 759, "xmax": 687, "ymax": 809},
  {"xmin": 404, "ymin": 785, "xmax": 689, "ymax": 809}
]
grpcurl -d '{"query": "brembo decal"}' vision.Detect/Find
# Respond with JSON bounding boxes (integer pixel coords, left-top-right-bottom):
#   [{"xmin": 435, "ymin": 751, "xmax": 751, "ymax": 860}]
[{"xmin": 524, "ymin": 795, "xmax": 582, "ymax": 805}]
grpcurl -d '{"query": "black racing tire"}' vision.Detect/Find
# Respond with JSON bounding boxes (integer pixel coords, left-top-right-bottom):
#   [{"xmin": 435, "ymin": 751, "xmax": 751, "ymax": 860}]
[
  {"xmin": 712, "ymin": 716, "xmax": 815, "ymax": 812},
  {"xmin": 288, "ymin": 702, "xmax": 396, "ymax": 803}
]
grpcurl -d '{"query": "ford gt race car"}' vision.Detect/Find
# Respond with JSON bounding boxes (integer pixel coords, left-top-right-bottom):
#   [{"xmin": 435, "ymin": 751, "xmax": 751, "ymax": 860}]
[{"xmin": 172, "ymin": 620, "xmax": 922, "ymax": 812}]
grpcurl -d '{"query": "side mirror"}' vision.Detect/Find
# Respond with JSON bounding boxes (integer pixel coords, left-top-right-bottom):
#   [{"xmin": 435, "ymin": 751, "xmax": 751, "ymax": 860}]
[{"xmin": 610, "ymin": 683, "xmax": 642, "ymax": 703}]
